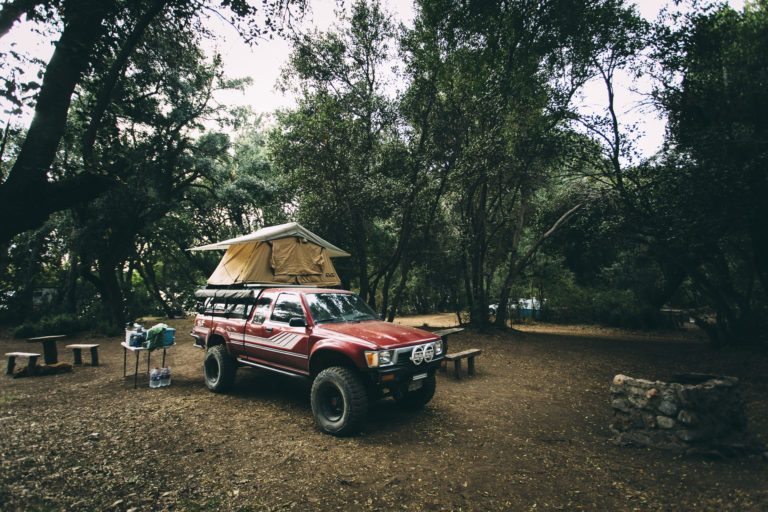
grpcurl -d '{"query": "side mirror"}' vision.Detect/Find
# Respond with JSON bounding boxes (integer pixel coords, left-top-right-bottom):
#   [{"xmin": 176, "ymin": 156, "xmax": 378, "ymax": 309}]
[{"xmin": 289, "ymin": 317, "xmax": 307, "ymax": 328}]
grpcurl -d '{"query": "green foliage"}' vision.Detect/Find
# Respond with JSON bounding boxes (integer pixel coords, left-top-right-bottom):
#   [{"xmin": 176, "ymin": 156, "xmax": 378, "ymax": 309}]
[
  {"xmin": 638, "ymin": 2, "xmax": 768, "ymax": 345},
  {"xmin": 397, "ymin": 0, "xmax": 647, "ymax": 329},
  {"xmin": 2, "ymin": 0, "xmax": 765, "ymax": 347},
  {"xmin": 13, "ymin": 314, "xmax": 87, "ymax": 339},
  {"xmin": 271, "ymin": 0, "xmax": 405, "ymax": 301}
]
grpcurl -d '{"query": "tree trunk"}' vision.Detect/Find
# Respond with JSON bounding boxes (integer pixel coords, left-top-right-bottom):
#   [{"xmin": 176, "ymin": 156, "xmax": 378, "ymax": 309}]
[
  {"xmin": 16, "ymin": 230, "xmax": 46, "ymax": 320},
  {"xmin": 494, "ymin": 203, "xmax": 582, "ymax": 328},
  {"xmin": 0, "ymin": 0, "xmax": 117, "ymax": 244},
  {"xmin": 386, "ymin": 258, "xmax": 413, "ymax": 322},
  {"xmin": 64, "ymin": 247, "xmax": 79, "ymax": 315},
  {"xmin": 97, "ymin": 257, "xmax": 126, "ymax": 328},
  {"xmin": 136, "ymin": 256, "xmax": 174, "ymax": 318}
]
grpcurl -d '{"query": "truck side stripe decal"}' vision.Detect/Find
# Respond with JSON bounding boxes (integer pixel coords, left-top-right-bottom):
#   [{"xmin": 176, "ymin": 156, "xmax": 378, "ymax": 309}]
[{"xmin": 229, "ymin": 331, "xmax": 303, "ymax": 351}]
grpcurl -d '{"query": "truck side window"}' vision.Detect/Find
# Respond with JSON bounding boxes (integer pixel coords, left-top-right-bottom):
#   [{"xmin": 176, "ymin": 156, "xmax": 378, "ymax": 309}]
[
  {"xmin": 270, "ymin": 293, "xmax": 304, "ymax": 324},
  {"xmin": 229, "ymin": 302, "xmax": 248, "ymax": 319},
  {"xmin": 251, "ymin": 295, "xmax": 274, "ymax": 324}
]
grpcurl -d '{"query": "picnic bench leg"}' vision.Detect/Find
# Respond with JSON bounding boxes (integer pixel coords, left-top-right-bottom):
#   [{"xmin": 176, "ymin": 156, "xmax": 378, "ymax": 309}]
[
  {"xmin": 90, "ymin": 346, "xmax": 99, "ymax": 366},
  {"xmin": 454, "ymin": 359, "xmax": 462, "ymax": 379},
  {"xmin": 6, "ymin": 355, "xmax": 15, "ymax": 375},
  {"xmin": 123, "ymin": 347, "xmax": 127, "ymax": 377},
  {"xmin": 72, "ymin": 348, "xmax": 83, "ymax": 365},
  {"xmin": 28, "ymin": 355, "xmax": 39, "ymax": 376},
  {"xmin": 467, "ymin": 356, "xmax": 475, "ymax": 376},
  {"xmin": 42, "ymin": 340, "xmax": 58, "ymax": 365},
  {"xmin": 162, "ymin": 347, "xmax": 167, "ymax": 367}
]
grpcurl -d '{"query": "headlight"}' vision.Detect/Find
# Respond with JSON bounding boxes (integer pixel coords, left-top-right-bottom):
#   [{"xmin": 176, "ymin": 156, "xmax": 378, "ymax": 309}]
[
  {"xmin": 364, "ymin": 350, "xmax": 394, "ymax": 368},
  {"xmin": 434, "ymin": 339, "xmax": 443, "ymax": 355}
]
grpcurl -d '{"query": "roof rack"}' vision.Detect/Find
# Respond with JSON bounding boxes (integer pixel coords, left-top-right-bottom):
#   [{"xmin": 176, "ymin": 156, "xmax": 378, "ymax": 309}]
[{"xmin": 194, "ymin": 283, "xmax": 332, "ymax": 300}]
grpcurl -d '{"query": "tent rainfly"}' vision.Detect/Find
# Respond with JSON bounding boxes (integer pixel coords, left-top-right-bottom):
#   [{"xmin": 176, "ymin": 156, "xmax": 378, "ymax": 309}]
[{"xmin": 188, "ymin": 222, "xmax": 349, "ymax": 287}]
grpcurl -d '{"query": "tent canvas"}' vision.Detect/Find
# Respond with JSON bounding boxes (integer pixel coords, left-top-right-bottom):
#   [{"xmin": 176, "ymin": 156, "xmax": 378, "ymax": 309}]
[
  {"xmin": 188, "ymin": 223, "xmax": 348, "ymax": 287},
  {"xmin": 188, "ymin": 222, "xmax": 349, "ymax": 257}
]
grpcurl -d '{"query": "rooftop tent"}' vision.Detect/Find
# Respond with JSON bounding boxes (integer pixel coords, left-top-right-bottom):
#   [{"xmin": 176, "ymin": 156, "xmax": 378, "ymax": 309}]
[{"xmin": 188, "ymin": 223, "xmax": 349, "ymax": 287}]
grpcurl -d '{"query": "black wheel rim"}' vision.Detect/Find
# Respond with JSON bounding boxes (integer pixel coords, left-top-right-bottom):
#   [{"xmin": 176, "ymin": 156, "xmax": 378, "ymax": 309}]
[
  {"xmin": 318, "ymin": 382, "xmax": 344, "ymax": 422},
  {"xmin": 205, "ymin": 357, "xmax": 219, "ymax": 382}
]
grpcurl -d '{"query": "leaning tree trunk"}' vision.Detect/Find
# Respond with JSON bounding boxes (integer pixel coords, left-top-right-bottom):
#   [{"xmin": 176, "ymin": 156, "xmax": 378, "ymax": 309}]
[
  {"xmin": 494, "ymin": 203, "xmax": 583, "ymax": 328},
  {"xmin": 136, "ymin": 255, "xmax": 174, "ymax": 318},
  {"xmin": 0, "ymin": 0, "xmax": 118, "ymax": 244}
]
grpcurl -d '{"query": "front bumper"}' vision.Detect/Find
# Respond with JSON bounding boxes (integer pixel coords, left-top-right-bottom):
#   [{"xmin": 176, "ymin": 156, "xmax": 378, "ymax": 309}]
[
  {"xmin": 190, "ymin": 332, "xmax": 205, "ymax": 348},
  {"xmin": 368, "ymin": 357, "xmax": 444, "ymax": 388}
]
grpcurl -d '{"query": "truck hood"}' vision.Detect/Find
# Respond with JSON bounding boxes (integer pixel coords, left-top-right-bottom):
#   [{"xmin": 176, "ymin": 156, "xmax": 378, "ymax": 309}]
[{"xmin": 315, "ymin": 321, "xmax": 439, "ymax": 349}]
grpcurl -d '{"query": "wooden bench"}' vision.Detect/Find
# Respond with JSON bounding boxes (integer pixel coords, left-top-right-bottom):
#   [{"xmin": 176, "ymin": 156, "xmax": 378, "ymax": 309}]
[
  {"xmin": 444, "ymin": 348, "xmax": 482, "ymax": 379},
  {"xmin": 66, "ymin": 344, "xmax": 100, "ymax": 366},
  {"xmin": 6, "ymin": 352, "xmax": 41, "ymax": 376}
]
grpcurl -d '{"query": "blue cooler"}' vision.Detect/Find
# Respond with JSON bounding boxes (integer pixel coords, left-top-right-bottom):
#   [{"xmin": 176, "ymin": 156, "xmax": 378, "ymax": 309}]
[{"xmin": 163, "ymin": 328, "xmax": 176, "ymax": 346}]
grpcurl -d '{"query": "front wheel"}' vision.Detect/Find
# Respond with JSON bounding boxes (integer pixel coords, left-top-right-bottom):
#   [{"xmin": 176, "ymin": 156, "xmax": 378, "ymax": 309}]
[
  {"xmin": 311, "ymin": 366, "xmax": 368, "ymax": 436},
  {"xmin": 204, "ymin": 344, "xmax": 236, "ymax": 392},
  {"xmin": 395, "ymin": 372, "xmax": 436, "ymax": 409}
]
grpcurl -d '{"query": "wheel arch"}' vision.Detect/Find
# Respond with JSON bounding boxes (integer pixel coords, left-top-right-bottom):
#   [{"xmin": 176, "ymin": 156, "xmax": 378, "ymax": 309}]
[
  {"xmin": 206, "ymin": 333, "xmax": 226, "ymax": 350},
  {"xmin": 309, "ymin": 348, "xmax": 359, "ymax": 378}
]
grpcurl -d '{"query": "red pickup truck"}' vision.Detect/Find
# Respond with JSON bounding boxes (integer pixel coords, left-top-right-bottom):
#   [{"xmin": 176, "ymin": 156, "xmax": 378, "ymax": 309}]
[{"xmin": 191, "ymin": 285, "xmax": 445, "ymax": 435}]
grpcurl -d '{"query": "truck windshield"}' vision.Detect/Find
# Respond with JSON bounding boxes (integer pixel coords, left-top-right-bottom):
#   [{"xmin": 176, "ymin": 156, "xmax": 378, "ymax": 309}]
[{"xmin": 305, "ymin": 293, "xmax": 379, "ymax": 324}]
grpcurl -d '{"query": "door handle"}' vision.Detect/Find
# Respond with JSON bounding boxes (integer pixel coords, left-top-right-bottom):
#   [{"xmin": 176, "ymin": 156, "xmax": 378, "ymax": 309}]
[{"xmin": 265, "ymin": 327, "xmax": 273, "ymax": 333}]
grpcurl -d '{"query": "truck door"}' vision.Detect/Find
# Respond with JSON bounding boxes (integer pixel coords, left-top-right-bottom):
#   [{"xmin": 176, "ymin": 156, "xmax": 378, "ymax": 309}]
[
  {"xmin": 243, "ymin": 292, "xmax": 276, "ymax": 360},
  {"xmin": 244, "ymin": 292, "xmax": 310, "ymax": 373},
  {"xmin": 225, "ymin": 299, "xmax": 255, "ymax": 355}
]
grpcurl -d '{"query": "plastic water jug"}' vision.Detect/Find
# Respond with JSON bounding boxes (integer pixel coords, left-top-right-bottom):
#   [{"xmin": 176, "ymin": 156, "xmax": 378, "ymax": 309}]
[
  {"xmin": 149, "ymin": 367, "xmax": 161, "ymax": 388},
  {"xmin": 160, "ymin": 366, "xmax": 171, "ymax": 387}
]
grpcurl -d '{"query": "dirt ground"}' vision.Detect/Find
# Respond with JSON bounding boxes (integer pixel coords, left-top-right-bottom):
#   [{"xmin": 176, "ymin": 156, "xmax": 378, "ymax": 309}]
[{"xmin": 1, "ymin": 317, "xmax": 767, "ymax": 511}]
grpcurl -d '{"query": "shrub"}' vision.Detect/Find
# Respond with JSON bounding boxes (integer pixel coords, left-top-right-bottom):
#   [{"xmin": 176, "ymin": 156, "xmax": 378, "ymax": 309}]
[
  {"xmin": 12, "ymin": 324, "xmax": 37, "ymax": 338},
  {"xmin": 13, "ymin": 314, "xmax": 86, "ymax": 338}
]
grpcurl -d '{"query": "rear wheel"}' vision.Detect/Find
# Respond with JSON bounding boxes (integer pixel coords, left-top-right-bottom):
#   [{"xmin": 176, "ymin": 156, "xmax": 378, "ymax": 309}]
[
  {"xmin": 311, "ymin": 366, "xmax": 368, "ymax": 436},
  {"xmin": 395, "ymin": 372, "xmax": 436, "ymax": 409},
  {"xmin": 204, "ymin": 344, "xmax": 236, "ymax": 392}
]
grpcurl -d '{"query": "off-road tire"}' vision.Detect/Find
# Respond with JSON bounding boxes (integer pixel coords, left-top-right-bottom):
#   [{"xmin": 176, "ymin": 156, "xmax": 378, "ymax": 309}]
[
  {"xmin": 311, "ymin": 366, "xmax": 369, "ymax": 436},
  {"xmin": 396, "ymin": 372, "xmax": 436, "ymax": 409},
  {"xmin": 204, "ymin": 344, "xmax": 236, "ymax": 392}
]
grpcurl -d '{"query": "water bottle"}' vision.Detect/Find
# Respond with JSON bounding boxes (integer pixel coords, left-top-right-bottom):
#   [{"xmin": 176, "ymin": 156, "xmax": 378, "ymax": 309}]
[
  {"xmin": 149, "ymin": 367, "xmax": 161, "ymax": 388},
  {"xmin": 160, "ymin": 366, "xmax": 171, "ymax": 387}
]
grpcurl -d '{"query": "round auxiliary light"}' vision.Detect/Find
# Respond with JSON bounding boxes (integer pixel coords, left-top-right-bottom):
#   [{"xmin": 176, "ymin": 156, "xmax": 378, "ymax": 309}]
[
  {"xmin": 410, "ymin": 345, "xmax": 425, "ymax": 365},
  {"xmin": 423, "ymin": 344, "xmax": 434, "ymax": 363}
]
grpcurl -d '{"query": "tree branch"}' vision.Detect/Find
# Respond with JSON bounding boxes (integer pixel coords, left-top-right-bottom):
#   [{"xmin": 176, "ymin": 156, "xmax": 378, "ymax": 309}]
[
  {"xmin": 82, "ymin": 0, "xmax": 168, "ymax": 165},
  {"xmin": 0, "ymin": 0, "xmax": 44, "ymax": 39}
]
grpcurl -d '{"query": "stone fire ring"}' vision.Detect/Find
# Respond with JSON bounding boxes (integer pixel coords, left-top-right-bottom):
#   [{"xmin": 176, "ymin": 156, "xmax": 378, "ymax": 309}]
[{"xmin": 609, "ymin": 373, "xmax": 755, "ymax": 455}]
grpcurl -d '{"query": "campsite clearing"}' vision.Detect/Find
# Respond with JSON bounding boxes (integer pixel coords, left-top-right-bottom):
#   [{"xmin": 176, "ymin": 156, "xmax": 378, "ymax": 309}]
[{"xmin": 0, "ymin": 319, "xmax": 766, "ymax": 511}]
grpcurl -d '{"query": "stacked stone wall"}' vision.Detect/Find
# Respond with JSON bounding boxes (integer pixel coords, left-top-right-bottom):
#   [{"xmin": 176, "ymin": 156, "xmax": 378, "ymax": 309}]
[{"xmin": 609, "ymin": 373, "xmax": 746, "ymax": 451}]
